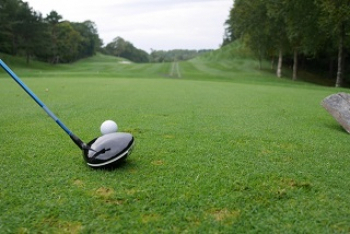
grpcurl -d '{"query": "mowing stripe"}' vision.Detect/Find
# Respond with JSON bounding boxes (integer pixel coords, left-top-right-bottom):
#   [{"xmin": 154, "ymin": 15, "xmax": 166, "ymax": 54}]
[{"xmin": 169, "ymin": 61, "xmax": 181, "ymax": 78}]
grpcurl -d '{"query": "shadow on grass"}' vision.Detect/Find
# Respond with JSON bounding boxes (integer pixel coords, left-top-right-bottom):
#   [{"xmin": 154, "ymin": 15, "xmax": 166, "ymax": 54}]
[{"xmin": 324, "ymin": 123, "xmax": 349, "ymax": 135}]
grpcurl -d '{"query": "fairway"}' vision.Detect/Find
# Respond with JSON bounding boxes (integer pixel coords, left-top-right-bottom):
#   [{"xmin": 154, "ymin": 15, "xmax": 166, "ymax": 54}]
[{"xmin": 1, "ymin": 54, "xmax": 350, "ymax": 233}]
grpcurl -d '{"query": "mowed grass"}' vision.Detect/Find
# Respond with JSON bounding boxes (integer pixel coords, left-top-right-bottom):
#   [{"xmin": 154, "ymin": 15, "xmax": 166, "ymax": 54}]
[{"xmin": 1, "ymin": 53, "xmax": 350, "ymax": 233}]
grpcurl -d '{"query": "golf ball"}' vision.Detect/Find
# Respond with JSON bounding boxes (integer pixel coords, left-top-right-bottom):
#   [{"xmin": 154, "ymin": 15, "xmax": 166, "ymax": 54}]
[{"xmin": 100, "ymin": 120, "xmax": 118, "ymax": 135}]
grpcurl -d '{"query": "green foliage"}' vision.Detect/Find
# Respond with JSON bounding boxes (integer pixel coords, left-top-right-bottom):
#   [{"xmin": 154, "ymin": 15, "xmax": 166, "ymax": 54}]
[
  {"xmin": 71, "ymin": 21, "xmax": 102, "ymax": 58},
  {"xmin": 0, "ymin": 1, "xmax": 102, "ymax": 64},
  {"xmin": 316, "ymin": 0, "xmax": 350, "ymax": 87},
  {"xmin": 317, "ymin": 0, "xmax": 350, "ymax": 34},
  {"xmin": 0, "ymin": 0, "xmax": 19, "ymax": 54},
  {"xmin": 225, "ymin": 0, "xmax": 350, "ymax": 86},
  {"xmin": 149, "ymin": 49, "xmax": 213, "ymax": 63},
  {"xmin": 103, "ymin": 37, "xmax": 149, "ymax": 63},
  {"xmin": 201, "ymin": 40, "xmax": 254, "ymax": 61},
  {"xmin": 282, "ymin": 1, "xmax": 321, "ymax": 51},
  {"xmin": 1, "ymin": 1, "xmax": 217, "ymax": 65},
  {"xmin": 0, "ymin": 54, "xmax": 350, "ymax": 233},
  {"xmin": 54, "ymin": 22, "xmax": 81, "ymax": 63}
]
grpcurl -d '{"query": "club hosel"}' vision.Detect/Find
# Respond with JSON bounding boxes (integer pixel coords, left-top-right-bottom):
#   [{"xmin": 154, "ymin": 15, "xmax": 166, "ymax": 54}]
[{"xmin": 70, "ymin": 133, "xmax": 86, "ymax": 150}]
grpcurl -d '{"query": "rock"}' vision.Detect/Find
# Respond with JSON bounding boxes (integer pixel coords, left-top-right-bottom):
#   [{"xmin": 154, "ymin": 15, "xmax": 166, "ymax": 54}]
[{"xmin": 322, "ymin": 92, "xmax": 350, "ymax": 133}]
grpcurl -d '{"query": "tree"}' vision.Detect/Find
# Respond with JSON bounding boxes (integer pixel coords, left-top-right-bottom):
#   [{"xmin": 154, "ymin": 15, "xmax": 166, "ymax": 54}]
[
  {"xmin": 71, "ymin": 20, "xmax": 102, "ymax": 58},
  {"xmin": 44, "ymin": 10, "xmax": 62, "ymax": 63},
  {"xmin": 221, "ymin": 17, "xmax": 236, "ymax": 47},
  {"xmin": 0, "ymin": 0, "xmax": 104, "ymax": 64},
  {"xmin": 229, "ymin": 0, "xmax": 269, "ymax": 69},
  {"xmin": 228, "ymin": 0, "xmax": 288, "ymax": 72},
  {"xmin": 281, "ymin": 0, "xmax": 323, "ymax": 80},
  {"xmin": 12, "ymin": 1, "xmax": 44, "ymax": 63},
  {"xmin": 317, "ymin": 0, "xmax": 350, "ymax": 87},
  {"xmin": 265, "ymin": 0, "xmax": 290, "ymax": 78},
  {"xmin": 0, "ymin": 0, "xmax": 21, "ymax": 54},
  {"xmin": 104, "ymin": 37, "xmax": 149, "ymax": 63},
  {"xmin": 224, "ymin": 0, "xmax": 350, "ymax": 85},
  {"xmin": 55, "ymin": 21, "xmax": 82, "ymax": 63}
]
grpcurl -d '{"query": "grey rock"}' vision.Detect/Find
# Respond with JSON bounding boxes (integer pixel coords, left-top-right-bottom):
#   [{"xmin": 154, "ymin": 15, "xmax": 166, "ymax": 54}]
[{"xmin": 322, "ymin": 92, "xmax": 350, "ymax": 133}]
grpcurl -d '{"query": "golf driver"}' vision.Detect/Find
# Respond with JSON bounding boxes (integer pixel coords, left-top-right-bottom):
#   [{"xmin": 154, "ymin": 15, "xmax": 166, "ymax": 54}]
[{"xmin": 0, "ymin": 59, "xmax": 134, "ymax": 168}]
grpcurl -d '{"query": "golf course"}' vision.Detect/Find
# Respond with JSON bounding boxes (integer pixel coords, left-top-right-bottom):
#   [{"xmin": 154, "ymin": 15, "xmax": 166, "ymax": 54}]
[{"xmin": 1, "ymin": 44, "xmax": 350, "ymax": 233}]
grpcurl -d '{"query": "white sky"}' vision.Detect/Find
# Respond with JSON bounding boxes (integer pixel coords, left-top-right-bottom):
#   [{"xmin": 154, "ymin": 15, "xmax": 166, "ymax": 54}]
[{"xmin": 24, "ymin": 0, "xmax": 232, "ymax": 52}]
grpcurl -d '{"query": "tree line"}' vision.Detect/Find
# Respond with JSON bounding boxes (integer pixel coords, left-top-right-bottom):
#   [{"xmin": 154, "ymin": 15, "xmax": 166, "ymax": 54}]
[
  {"xmin": 0, "ymin": 0, "xmax": 209, "ymax": 64},
  {"xmin": 224, "ymin": 0, "xmax": 350, "ymax": 87},
  {"xmin": 101, "ymin": 37, "xmax": 211, "ymax": 63},
  {"xmin": 102, "ymin": 37, "xmax": 149, "ymax": 63},
  {"xmin": 0, "ymin": 0, "xmax": 102, "ymax": 64},
  {"xmin": 148, "ymin": 49, "xmax": 213, "ymax": 63}
]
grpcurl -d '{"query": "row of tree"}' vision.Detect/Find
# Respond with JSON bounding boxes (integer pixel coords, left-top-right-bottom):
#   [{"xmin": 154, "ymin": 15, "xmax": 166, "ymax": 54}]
[
  {"xmin": 102, "ymin": 37, "xmax": 212, "ymax": 63},
  {"xmin": 224, "ymin": 0, "xmax": 350, "ymax": 87},
  {"xmin": 149, "ymin": 49, "xmax": 213, "ymax": 63},
  {"xmin": 0, "ymin": 0, "xmax": 102, "ymax": 64},
  {"xmin": 0, "ymin": 0, "xmax": 209, "ymax": 64},
  {"xmin": 103, "ymin": 37, "xmax": 149, "ymax": 63}
]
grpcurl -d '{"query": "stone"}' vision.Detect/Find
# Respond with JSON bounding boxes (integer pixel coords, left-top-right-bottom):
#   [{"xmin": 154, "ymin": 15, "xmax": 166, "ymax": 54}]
[{"xmin": 322, "ymin": 92, "xmax": 350, "ymax": 133}]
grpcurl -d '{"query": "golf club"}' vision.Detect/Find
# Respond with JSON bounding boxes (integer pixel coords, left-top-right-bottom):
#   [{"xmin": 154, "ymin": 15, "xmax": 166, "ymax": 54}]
[{"xmin": 0, "ymin": 59, "xmax": 134, "ymax": 168}]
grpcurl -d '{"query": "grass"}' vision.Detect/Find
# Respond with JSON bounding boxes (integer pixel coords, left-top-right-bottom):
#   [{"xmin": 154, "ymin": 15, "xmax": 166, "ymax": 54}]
[{"xmin": 1, "ymin": 51, "xmax": 350, "ymax": 233}]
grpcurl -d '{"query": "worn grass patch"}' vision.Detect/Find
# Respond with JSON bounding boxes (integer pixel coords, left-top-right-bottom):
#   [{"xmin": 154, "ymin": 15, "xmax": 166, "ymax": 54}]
[
  {"xmin": 36, "ymin": 218, "xmax": 83, "ymax": 234},
  {"xmin": 210, "ymin": 208, "xmax": 241, "ymax": 223}
]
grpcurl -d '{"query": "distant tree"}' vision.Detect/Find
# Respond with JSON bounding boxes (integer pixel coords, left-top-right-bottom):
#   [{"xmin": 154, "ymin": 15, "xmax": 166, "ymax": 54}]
[
  {"xmin": 12, "ymin": 1, "xmax": 45, "ymax": 63},
  {"xmin": 225, "ymin": 0, "xmax": 350, "ymax": 85},
  {"xmin": 105, "ymin": 37, "xmax": 127, "ymax": 57},
  {"xmin": 265, "ymin": 0, "xmax": 290, "ymax": 78},
  {"xmin": 55, "ymin": 21, "xmax": 82, "ymax": 63},
  {"xmin": 221, "ymin": 18, "xmax": 236, "ymax": 47},
  {"xmin": 316, "ymin": 0, "xmax": 350, "ymax": 87},
  {"xmin": 149, "ymin": 50, "xmax": 166, "ymax": 63},
  {"xmin": 0, "ymin": 0, "xmax": 104, "ymax": 64},
  {"xmin": 104, "ymin": 37, "xmax": 149, "ymax": 62},
  {"xmin": 71, "ymin": 20, "xmax": 102, "ymax": 58},
  {"xmin": 0, "ymin": 0, "xmax": 20, "ymax": 54},
  {"xmin": 229, "ymin": 0, "xmax": 277, "ymax": 70},
  {"xmin": 131, "ymin": 48, "xmax": 149, "ymax": 63},
  {"xmin": 45, "ymin": 10, "xmax": 62, "ymax": 24},
  {"xmin": 281, "ymin": 0, "xmax": 322, "ymax": 80},
  {"xmin": 149, "ymin": 49, "xmax": 210, "ymax": 63},
  {"xmin": 44, "ymin": 10, "xmax": 62, "ymax": 63}
]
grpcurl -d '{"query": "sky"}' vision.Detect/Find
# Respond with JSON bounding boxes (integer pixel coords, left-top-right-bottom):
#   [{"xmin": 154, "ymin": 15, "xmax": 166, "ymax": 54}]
[{"xmin": 25, "ymin": 0, "xmax": 232, "ymax": 52}]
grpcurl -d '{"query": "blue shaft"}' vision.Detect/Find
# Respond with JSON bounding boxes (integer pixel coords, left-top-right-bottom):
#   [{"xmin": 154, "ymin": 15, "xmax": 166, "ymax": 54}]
[{"xmin": 0, "ymin": 59, "xmax": 72, "ymax": 136}]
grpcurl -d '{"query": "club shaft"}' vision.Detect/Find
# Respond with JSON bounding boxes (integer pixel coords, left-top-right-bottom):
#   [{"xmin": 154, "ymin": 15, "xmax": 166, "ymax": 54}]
[{"xmin": 0, "ymin": 59, "xmax": 72, "ymax": 136}]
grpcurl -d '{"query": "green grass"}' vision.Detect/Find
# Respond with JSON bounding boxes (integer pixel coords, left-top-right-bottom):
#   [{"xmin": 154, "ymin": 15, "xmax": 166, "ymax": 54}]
[{"xmin": 1, "ymin": 52, "xmax": 350, "ymax": 233}]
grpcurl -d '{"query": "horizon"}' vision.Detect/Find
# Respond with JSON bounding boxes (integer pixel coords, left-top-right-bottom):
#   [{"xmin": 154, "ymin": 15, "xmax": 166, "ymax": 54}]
[{"xmin": 25, "ymin": 0, "xmax": 232, "ymax": 53}]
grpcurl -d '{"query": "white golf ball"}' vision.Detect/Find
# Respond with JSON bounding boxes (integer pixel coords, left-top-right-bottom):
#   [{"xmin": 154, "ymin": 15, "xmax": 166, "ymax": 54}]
[{"xmin": 100, "ymin": 120, "xmax": 118, "ymax": 135}]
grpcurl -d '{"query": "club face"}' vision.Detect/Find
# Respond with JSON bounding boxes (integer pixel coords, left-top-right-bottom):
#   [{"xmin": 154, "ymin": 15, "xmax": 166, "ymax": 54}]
[{"xmin": 83, "ymin": 132, "xmax": 134, "ymax": 168}]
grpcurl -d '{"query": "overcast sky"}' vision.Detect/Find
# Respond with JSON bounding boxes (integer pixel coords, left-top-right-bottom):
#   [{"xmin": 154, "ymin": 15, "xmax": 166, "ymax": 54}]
[{"xmin": 25, "ymin": 0, "xmax": 232, "ymax": 52}]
